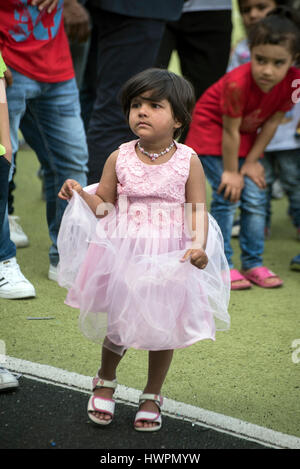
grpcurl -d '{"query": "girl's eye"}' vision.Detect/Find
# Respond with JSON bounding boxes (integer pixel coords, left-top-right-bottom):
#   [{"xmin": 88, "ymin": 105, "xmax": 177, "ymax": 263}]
[
  {"xmin": 152, "ymin": 103, "xmax": 161, "ymax": 109},
  {"xmin": 275, "ymin": 60, "xmax": 285, "ymax": 67},
  {"xmin": 131, "ymin": 102, "xmax": 140, "ymax": 108}
]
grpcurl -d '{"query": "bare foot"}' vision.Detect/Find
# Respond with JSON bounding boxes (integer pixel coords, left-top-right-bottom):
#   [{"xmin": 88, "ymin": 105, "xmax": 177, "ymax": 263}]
[{"xmin": 231, "ymin": 278, "xmax": 251, "ymax": 289}]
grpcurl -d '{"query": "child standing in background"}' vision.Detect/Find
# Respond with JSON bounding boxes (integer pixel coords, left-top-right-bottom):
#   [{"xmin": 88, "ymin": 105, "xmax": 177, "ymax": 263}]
[
  {"xmin": 185, "ymin": 7, "xmax": 300, "ymax": 290},
  {"xmin": 228, "ymin": 0, "xmax": 300, "ymax": 241},
  {"xmin": 57, "ymin": 69, "xmax": 230, "ymax": 431}
]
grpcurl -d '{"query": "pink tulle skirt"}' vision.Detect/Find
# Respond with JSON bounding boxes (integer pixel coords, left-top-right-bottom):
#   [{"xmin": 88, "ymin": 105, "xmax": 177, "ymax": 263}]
[{"xmin": 57, "ymin": 185, "xmax": 230, "ymax": 354}]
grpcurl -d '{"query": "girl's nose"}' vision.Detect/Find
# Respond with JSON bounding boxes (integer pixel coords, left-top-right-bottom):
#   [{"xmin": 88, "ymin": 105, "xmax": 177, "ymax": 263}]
[{"xmin": 138, "ymin": 103, "xmax": 148, "ymax": 116}]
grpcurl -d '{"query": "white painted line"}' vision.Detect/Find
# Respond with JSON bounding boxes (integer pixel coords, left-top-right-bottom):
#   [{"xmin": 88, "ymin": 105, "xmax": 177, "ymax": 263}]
[{"xmin": 5, "ymin": 356, "xmax": 300, "ymax": 449}]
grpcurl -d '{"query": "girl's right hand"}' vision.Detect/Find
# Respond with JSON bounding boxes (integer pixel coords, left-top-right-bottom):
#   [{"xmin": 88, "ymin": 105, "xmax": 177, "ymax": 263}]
[
  {"xmin": 58, "ymin": 179, "xmax": 83, "ymax": 200},
  {"xmin": 217, "ymin": 170, "xmax": 244, "ymax": 203}
]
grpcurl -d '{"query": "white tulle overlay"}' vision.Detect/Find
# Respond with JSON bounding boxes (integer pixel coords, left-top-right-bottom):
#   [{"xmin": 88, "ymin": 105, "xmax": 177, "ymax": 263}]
[{"xmin": 57, "ymin": 141, "xmax": 230, "ymax": 355}]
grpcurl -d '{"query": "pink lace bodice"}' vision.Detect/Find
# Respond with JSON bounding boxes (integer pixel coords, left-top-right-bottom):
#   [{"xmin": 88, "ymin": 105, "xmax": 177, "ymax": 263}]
[{"xmin": 116, "ymin": 139, "xmax": 193, "ymax": 204}]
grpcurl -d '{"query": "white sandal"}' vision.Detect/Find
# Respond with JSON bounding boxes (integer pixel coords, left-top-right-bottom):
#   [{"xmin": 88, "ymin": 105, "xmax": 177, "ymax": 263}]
[
  {"xmin": 87, "ymin": 375, "xmax": 117, "ymax": 426},
  {"xmin": 134, "ymin": 393, "xmax": 163, "ymax": 432}
]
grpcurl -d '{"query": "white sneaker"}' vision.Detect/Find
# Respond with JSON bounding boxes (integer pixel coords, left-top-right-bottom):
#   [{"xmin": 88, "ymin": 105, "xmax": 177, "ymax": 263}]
[
  {"xmin": 48, "ymin": 264, "xmax": 58, "ymax": 282},
  {"xmin": 271, "ymin": 179, "xmax": 284, "ymax": 199},
  {"xmin": 0, "ymin": 257, "xmax": 36, "ymax": 299},
  {"xmin": 8, "ymin": 215, "xmax": 29, "ymax": 248},
  {"xmin": 0, "ymin": 367, "xmax": 19, "ymax": 390}
]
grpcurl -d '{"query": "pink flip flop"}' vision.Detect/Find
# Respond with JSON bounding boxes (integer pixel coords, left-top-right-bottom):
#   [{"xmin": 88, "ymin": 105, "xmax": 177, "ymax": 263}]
[
  {"xmin": 242, "ymin": 266, "xmax": 283, "ymax": 288},
  {"xmin": 230, "ymin": 269, "xmax": 252, "ymax": 290}
]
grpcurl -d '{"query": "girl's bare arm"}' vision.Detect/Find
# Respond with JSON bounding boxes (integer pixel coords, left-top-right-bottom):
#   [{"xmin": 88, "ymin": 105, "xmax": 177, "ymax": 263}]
[
  {"xmin": 58, "ymin": 150, "xmax": 119, "ymax": 217},
  {"xmin": 181, "ymin": 154, "xmax": 209, "ymax": 269}
]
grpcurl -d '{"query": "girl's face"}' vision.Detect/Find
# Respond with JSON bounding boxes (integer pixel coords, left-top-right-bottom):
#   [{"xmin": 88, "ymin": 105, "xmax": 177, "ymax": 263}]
[
  {"xmin": 251, "ymin": 43, "xmax": 294, "ymax": 92},
  {"xmin": 128, "ymin": 90, "xmax": 182, "ymax": 145},
  {"xmin": 240, "ymin": 0, "xmax": 277, "ymax": 29}
]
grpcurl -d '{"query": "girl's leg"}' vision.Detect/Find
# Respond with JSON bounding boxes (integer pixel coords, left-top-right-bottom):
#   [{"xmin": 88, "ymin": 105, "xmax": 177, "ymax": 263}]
[
  {"xmin": 91, "ymin": 341, "xmax": 125, "ymax": 423},
  {"xmin": 135, "ymin": 349, "xmax": 174, "ymax": 430}
]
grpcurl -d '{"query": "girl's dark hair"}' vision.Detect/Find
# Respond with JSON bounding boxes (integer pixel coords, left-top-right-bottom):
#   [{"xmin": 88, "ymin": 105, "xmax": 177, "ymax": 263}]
[
  {"xmin": 121, "ymin": 68, "xmax": 195, "ymax": 139},
  {"xmin": 248, "ymin": 6, "xmax": 300, "ymax": 57}
]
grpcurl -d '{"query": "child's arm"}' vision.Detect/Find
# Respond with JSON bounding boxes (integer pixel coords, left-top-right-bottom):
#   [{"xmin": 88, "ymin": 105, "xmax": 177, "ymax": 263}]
[
  {"xmin": 218, "ymin": 115, "xmax": 244, "ymax": 203},
  {"xmin": 58, "ymin": 150, "xmax": 118, "ymax": 217},
  {"xmin": 0, "ymin": 77, "xmax": 12, "ymax": 163},
  {"xmin": 240, "ymin": 111, "xmax": 285, "ymax": 187},
  {"xmin": 181, "ymin": 154, "xmax": 209, "ymax": 269}
]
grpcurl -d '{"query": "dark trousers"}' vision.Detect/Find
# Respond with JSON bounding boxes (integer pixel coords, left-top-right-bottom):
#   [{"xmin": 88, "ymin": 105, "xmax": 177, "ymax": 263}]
[
  {"xmin": 155, "ymin": 10, "xmax": 232, "ymax": 140},
  {"xmin": 82, "ymin": 7, "xmax": 166, "ymax": 184},
  {"xmin": 156, "ymin": 10, "xmax": 232, "ymax": 99}
]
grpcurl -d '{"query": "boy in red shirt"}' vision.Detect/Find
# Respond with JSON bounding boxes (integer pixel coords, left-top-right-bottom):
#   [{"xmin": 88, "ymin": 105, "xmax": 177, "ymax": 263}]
[{"xmin": 185, "ymin": 8, "xmax": 300, "ymax": 289}]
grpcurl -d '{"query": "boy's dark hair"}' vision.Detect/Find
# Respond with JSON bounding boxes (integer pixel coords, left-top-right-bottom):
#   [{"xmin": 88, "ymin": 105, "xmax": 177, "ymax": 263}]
[
  {"xmin": 248, "ymin": 6, "xmax": 300, "ymax": 58},
  {"xmin": 121, "ymin": 68, "xmax": 195, "ymax": 139}
]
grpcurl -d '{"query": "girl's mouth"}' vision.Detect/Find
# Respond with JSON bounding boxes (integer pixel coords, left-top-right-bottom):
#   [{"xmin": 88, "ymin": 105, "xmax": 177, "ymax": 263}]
[{"xmin": 137, "ymin": 121, "xmax": 151, "ymax": 127}]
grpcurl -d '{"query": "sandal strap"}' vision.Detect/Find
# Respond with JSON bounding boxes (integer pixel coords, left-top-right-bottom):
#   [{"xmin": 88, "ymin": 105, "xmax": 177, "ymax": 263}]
[
  {"xmin": 92, "ymin": 376, "xmax": 117, "ymax": 392},
  {"xmin": 135, "ymin": 410, "xmax": 162, "ymax": 424},
  {"xmin": 230, "ymin": 269, "xmax": 247, "ymax": 282},
  {"xmin": 88, "ymin": 395, "xmax": 115, "ymax": 416},
  {"xmin": 248, "ymin": 266, "xmax": 276, "ymax": 279},
  {"xmin": 139, "ymin": 393, "xmax": 163, "ymax": 409}
]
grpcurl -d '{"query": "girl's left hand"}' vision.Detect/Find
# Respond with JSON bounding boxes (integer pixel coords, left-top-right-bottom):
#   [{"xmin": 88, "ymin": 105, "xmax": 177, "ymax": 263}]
[
  {"xmin": 240, "ymin": 161, "xmax": 266, "ymax": 189},
  {"xmin": 180, "ymin": 248, "xmax": 208, "ymax": 269},
  {"xmin": 58, "ymin": 178, "xmax": 83, "ymax": 200}
]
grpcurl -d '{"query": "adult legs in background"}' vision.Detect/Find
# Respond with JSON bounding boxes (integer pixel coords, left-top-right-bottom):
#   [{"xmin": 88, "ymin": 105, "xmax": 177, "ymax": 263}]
[
  {"xmin": 155, "ymin": 10, "xmax": 232, "ymax": 141},
  {"xmin": 7, "ymin": 69, "xmax": 88, "ymax": 271},
  {"xmin": 84, "ymin": 8, "xmax": 166, "ymax": 184},
  {"xmin": 156, "ymin": 10, "xmax": 232, "ymax": 99}
]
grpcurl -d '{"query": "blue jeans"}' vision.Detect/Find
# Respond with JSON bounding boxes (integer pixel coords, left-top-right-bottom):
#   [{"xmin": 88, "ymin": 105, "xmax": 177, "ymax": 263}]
[
  {"xmin": 262, "ymin": 149, "xmax": 300, "ymax": 229},
  {"xmin": 0, "ymin": 69, "xmax": 88, "ymax": 265},
  {"xmin": 0, "ymin": 156, "xmax": 15, "ymax": 262},
  {"xmin": 200, "ymin": 155, "xmax": 267, "ymax": 270}
]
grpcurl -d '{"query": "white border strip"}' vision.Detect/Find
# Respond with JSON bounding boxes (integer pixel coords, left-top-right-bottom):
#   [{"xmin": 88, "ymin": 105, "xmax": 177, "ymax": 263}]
[{"xmin": 5, "ymin": 356, "xmax": 300, "ymax": 450}]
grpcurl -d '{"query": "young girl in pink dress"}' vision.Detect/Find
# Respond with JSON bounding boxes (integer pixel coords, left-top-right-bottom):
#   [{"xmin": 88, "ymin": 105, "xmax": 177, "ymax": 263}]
[{"xmin": 57, "ymin": 68, "xmax": 230, "ymax": 432}]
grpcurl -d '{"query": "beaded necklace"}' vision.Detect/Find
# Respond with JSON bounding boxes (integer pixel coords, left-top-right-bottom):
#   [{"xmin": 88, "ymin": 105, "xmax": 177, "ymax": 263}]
[{"xmin": 137, "ymin": 140, "xmax": 175, "ymax": 161}]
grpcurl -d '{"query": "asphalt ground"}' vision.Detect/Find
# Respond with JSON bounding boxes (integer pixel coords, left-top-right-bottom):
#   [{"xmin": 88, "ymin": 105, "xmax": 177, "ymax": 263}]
[{"xmin": 0, "ymin": 376, "xmax": 268, "ymax": 455}]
